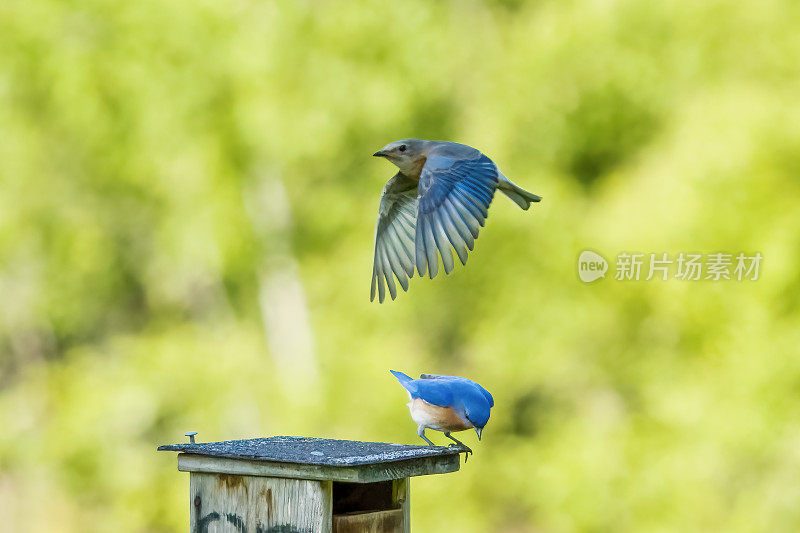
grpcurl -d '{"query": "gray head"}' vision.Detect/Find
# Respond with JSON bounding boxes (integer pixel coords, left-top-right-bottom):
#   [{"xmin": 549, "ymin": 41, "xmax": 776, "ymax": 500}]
[{"xmin": 373, "ymin": 139, "xmax": 429, "ymax": 175}]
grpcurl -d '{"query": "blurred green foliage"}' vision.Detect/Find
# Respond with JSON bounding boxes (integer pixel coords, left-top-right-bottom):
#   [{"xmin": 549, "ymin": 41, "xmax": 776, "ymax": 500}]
[{"xmin": 2, "ymin": 0, "xmax": 800, "ymax": 531}]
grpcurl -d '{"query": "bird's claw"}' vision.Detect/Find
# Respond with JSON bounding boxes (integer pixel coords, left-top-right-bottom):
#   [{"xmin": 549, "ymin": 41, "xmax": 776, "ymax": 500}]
[{"xmin": 448, "ymin": 443, "xmax": 473, "ymax": 462}]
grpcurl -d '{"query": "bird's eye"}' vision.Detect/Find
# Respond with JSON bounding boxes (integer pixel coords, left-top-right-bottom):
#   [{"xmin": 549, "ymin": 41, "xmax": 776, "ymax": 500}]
[{"xmin": 399, "ymin": 145, "xmax": 407, "ymax": 152}]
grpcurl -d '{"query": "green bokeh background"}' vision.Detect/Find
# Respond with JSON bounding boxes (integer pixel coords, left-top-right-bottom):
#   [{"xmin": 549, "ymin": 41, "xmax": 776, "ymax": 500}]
[{"xmin": 2, "ymin": 0, "xmax": 800, "ymax": 531}]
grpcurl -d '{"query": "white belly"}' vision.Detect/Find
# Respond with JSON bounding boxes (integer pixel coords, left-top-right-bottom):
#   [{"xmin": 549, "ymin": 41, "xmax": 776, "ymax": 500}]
[{"xmin": 408, "ymin": 400, "xmax": 440, "ymax": 429}]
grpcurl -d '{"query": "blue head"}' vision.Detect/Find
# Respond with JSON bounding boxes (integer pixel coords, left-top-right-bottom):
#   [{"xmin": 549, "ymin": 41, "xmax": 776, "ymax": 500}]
[{"xmin": 453, "ymin": 381, "xmax": 492, "ymax": 439}]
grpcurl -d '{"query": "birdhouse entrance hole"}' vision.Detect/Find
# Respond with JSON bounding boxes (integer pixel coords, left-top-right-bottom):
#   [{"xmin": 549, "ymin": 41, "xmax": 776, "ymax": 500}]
[
  {"xmin": 333, "ymin": 480, "xmax": 394, "ymax": 513},
  {"xmin": 332, "ymin": 480, "xmax": 406, "ymax": 532}
]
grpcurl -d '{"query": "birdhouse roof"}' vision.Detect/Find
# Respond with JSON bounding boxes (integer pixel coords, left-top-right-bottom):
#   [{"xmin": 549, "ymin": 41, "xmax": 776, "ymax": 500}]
[{"xmin": 158, "ymin": 436, "xmax": 464, "ymax": 483}]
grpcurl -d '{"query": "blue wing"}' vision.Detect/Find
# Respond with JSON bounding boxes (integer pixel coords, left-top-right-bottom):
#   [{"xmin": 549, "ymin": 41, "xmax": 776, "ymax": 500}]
[
  {"xmin": 420, "ymin": 374, "xmax": 494, "ymax": 408},
  {"xmin": 411, "ymin": 379, "xmax": 455, "ymax": 408},
  {"xmin": 415, "ymin": 153, "xmax": 499, "ymax": 278},
  {"xmin": 391, "ymin": 370, "xmax": 453, "ymax": 407}
]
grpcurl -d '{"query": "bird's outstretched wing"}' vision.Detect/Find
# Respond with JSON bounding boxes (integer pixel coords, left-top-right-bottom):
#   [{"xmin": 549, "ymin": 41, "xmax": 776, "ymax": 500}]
[
  {"xmin": 415, "ymin": 152, "xmax": 499, "ymax": 278},
  {"xmin": 371, "ymin": 173, "xmax": 419, "ymax": 302}
]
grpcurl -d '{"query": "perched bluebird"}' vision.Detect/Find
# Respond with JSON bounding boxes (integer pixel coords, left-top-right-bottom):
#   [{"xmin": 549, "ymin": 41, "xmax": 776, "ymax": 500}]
[
  {"xmin": 371, "ymin": 139, "xmax": 541, "ymax": 302},
  {"xmin": 390, "ymin": 370, "xmax": 493, "ymax": 459}
]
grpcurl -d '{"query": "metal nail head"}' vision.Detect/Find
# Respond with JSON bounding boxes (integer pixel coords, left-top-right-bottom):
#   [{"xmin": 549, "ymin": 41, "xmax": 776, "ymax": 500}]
[{"xmin": 185, "ymin": 431, "xmax": 198, "ymax": 444}]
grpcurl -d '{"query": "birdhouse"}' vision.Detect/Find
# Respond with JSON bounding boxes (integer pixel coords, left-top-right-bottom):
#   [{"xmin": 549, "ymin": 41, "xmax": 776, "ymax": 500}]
[{"xmin": 158, "ymin": 435, "xmax": 465, "ymax": 532}]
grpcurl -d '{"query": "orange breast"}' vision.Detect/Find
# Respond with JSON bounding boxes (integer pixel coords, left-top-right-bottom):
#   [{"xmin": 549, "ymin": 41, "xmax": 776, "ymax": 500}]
[{"xmin": 408, "ymin": 398, "xmax": 473, "ymax": 432}]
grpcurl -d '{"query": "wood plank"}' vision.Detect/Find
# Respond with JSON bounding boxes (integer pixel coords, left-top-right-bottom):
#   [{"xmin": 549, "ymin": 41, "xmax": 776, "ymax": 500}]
[
  {"xmin": 189, "ymin": 472, "xmax": 332, "ymax": 532},
  {"xmin": 392, "ymin": 478, "xmax": 410, "ymax": 533},
  {"xmin": 332, "ymin": 509, "xmax": 404, "ymax": 533},
  {"xmin": 178, "ymin": 453, "xmax": 459, "ymax": 483}
]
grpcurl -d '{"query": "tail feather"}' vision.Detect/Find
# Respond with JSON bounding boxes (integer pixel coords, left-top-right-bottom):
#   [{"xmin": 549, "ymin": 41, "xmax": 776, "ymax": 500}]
[
  {"xmin": 497, "ymin": 176, "xmax": 541, "ymax": 210},
  {"xmin": 390, "ymin": 370, "xmax": 417, "ymax": 395},
  {"xmin": 390, "ymin": 370, "xmax": 413, "ymax": 385}
]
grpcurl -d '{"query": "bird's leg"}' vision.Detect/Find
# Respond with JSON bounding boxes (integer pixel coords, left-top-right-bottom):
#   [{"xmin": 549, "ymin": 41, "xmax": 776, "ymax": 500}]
[
  {"xmin": 417, "ymin": 426, "xmax": 436, "ymax": 446},
  {"xmin": 444, "ymin": 432, "xmax": 473, "ymax": 462},
  {"xmin": 443, "ymin": 431, "xmax": 472, "ymax": 451}
]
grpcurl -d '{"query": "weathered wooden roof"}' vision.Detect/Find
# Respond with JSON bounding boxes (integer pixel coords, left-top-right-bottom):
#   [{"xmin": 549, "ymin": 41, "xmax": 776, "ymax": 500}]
[{"xmin": 158, "ymin": 436, "xmax": 464, "ymax": 483}]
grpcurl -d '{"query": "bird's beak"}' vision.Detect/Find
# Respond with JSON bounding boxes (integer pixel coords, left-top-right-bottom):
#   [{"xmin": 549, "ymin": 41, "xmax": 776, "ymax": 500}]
[
  {"xmin": 373, "ymin": 150, "xmax": 387, "ymax": 158},
  {"xmin": 475, "ymin": 427, "xmax": 483, "ymax": 441}
]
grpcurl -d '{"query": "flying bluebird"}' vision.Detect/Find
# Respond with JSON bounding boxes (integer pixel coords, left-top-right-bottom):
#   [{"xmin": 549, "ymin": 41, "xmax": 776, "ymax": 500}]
[
  {"xmin": 371, "ymin": 139, "xmax": 541, "ymax": 302},
  {"xmin": 390, "ymin": 370, "xmax": 493, "ymax": 459}
]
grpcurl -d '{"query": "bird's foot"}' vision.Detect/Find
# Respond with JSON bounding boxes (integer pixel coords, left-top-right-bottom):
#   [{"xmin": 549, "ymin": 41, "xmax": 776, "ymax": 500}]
[{"xmin": 448, "ymin": 442, "xmax": 473, "ymax": 462}]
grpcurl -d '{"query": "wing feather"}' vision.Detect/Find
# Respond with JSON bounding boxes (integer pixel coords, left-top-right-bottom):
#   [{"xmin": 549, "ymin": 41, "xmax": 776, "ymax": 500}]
[
  {"xmin": 443, "ymin": 198, "xmax": 477, "ymax": 246},
  {"xmin": 438, "ymin": 208, "xmax": 469, "ymax": 265},
  {"xmin": 414, "ymin": 152, "xmax": 499, "ymax": 279},
  {"xmin": 380, "ymin": 246, "xmax": 397, "ymax": 299},
  {"xmin": 371, "ymin": 174, "xmax": 419, "ymax": 302},
  {"xmin": 431, "ymin": 216, "xmax": 455, "ymax": 274},
  {"xmin": 387, "ymin": 225, "xmax": 415, "ymax": 276},
  {"xmin": 421, "ymin": 216, "xmax": 439, "ymax": 279}
]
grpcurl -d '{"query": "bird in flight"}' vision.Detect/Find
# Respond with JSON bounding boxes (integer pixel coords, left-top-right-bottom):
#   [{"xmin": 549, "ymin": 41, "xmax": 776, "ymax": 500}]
[
  {"xmin": 371, "ymin": 139, "xmax": 541, "ymax": 302},
  {"xmin": 390, "ymin": 370, "xmax": 493, "ymax": 460}
]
